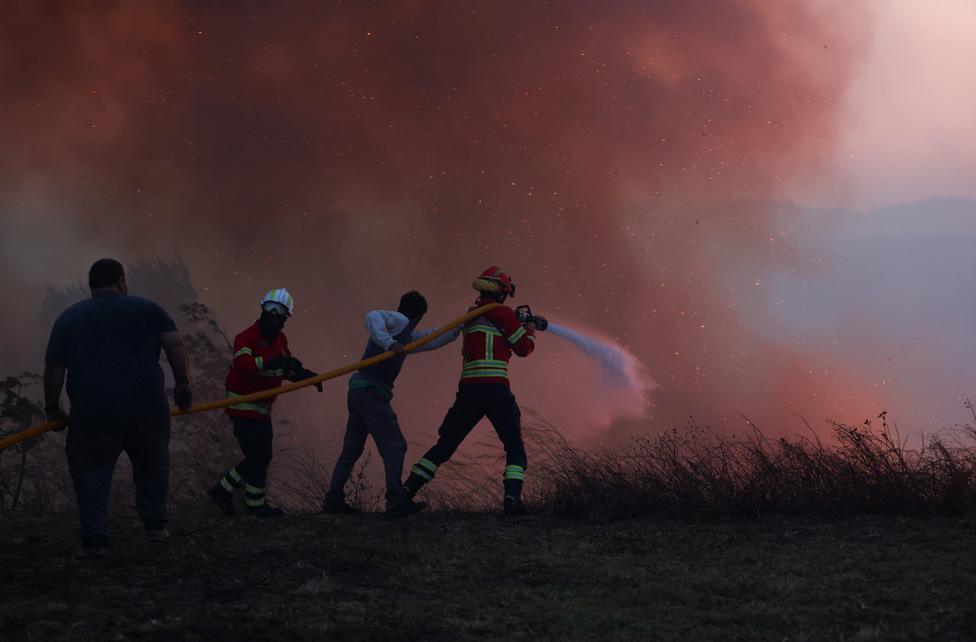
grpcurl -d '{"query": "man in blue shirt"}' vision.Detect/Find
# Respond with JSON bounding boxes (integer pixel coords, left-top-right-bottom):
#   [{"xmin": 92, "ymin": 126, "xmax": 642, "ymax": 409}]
[
  {"xmin": 44, "ymin": 258, "xmax": 192, "ymax": 557},
  {"xmin": 323, "ymin": 291, "xmax": 460, "ymax": 517}
]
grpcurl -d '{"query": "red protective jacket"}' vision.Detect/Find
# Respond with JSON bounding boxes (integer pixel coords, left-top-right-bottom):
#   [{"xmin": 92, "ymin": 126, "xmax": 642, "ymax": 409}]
[
  {"xmin": 459, "ymin": 299, "xmax": 535, "ymax": 386},
  {"xmin": 225, "ymin": 322, "xmax": 291, "ymax": 420}
]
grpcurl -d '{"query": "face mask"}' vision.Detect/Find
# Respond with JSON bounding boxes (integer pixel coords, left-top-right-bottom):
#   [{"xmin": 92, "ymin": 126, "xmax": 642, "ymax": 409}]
[{"xmin": 258, "ymin": 311, "xmax": 286, "ymax": 338}]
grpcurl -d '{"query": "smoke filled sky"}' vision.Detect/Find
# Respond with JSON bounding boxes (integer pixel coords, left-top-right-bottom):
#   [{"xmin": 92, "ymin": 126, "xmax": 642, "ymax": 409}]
[{"xmin": 2, "ymin": 1, "xmax": 975, "ymax": 447}]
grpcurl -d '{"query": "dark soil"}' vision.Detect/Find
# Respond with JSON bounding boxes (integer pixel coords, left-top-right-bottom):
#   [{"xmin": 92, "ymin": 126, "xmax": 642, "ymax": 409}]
[{"xmin": 2, "ymin": 509, "xmax": 975, "ymax": 641}]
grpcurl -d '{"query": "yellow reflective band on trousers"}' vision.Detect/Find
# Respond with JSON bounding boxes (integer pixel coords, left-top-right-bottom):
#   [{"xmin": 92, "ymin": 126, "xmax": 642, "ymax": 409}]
[
  {"xmin": 227, "ymin": 392, "xmax": 272, "ymax": 415},
  {"xmin": 220, "ymin": 467, "xmax": 244, "ymax": 492},
  {"xmin": 244, "ymin": 484, "xmax": 266, "ymax": 507},
  {"xmin": 235, "ymin": 347, "xmax": 253, "ymax": 358},
  {"xmin": 504, "ymin": 465, "xmax": 525, "ymax": 480},
  {"xmin": 411, "ymin": 457, "xmax": 438, "ymax": 480}
]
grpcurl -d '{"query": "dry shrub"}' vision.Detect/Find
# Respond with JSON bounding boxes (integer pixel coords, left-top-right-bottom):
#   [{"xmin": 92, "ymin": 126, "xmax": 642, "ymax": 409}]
[
  {"xmin": 250, "ymin": 407, "xmax": 976, "ymax": 519},
  {"xmin": 535, "ymin": 415, "xmax": 976, "ymax": 519},
  {"xmin": 0, "ymin": 374, "xmax": 74, "ymax": 513},
  {"xmin": 7, "ymin": 393, "xmax": 976, "ymax": 521}
]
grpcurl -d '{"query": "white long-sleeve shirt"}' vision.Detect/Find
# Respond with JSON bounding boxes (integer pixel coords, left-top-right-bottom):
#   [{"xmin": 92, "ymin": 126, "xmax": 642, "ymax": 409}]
[{"xmin": 364, "ymin": 310, "xmax": 461, "ymax": 352}]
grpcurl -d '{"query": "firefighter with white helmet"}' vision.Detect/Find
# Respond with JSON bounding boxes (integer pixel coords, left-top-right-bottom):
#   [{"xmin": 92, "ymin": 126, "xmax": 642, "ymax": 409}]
[{"xmin": 207, "ymin": 288, "xmax": 321, "ymax": 518}]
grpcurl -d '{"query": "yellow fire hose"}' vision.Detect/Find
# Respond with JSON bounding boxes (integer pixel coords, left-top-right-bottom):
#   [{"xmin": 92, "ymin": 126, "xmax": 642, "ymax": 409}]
[{"xmin": 0, "ymin": 303, "xmax": 500, "ymax": 452}]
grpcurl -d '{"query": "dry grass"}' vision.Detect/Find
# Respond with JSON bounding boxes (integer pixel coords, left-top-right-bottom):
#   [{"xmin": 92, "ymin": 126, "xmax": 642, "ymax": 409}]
[
  {"xmin": 7, "ymin": 408, "xmax": 974, "ymax": 523},
  {"xmin": 532, "ymin": 416, "xmax": 976, "ymax": 520}
]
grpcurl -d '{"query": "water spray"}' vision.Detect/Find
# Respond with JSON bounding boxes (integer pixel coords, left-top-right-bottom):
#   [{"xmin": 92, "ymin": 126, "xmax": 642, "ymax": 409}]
[
  {"xmin": 515, "ymin": 302, "xmax": 652, "ymax": 394},
  {"xmin": 547, "ymin": 322, "xmax": 651, "ymax": 391}
]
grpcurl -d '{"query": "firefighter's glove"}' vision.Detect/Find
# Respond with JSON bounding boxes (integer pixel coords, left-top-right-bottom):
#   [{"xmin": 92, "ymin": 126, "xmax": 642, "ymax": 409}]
[
  {"xmin": 286, "ymin": 365, "xmax": 321, "ymax": 392},
  {"xmin": 299, "ymin": 369, "xmax": 324, "ymax": 393},
  {"xmin": 286, "ymin": 356, "xmax": 304, "ymax": 373},
  {"xmin": 277, "ymin": 356, "xmax": 304, "ymax": 378}
]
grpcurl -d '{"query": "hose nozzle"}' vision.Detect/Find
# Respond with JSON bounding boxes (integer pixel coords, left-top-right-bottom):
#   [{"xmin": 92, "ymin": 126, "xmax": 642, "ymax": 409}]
[{"xmin": 515, "ymin": 305, "xmax": 548, "ymax": 331}]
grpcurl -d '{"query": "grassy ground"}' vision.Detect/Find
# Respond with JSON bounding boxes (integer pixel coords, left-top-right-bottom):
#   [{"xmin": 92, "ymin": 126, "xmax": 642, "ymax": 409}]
[{"xmin": 2, "ymin": 508, "xmax": 974, "ymax": 641}]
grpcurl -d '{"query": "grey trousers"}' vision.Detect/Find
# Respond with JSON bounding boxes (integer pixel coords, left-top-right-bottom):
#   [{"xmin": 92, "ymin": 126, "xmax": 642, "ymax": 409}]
[{"xmin": 326, "ymin": 387, "xmax": 408, "ymax": 508}]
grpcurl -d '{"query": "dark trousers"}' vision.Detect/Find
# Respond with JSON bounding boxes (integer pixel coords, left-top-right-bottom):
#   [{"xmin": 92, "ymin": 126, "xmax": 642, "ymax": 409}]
[
  {"xmin": 326, "ymin": 387, "xmax": 408, "ymax": 508},
  {"xmin": 231, "ymin": 416, "xmax": 274, "ymax": 488},
  {"xmin": 424, "ymin": 384, "xmax": 526, "ymax": 470},
  {"xmin": 65, "ymin": 411, "xmax": 170, "ymax": 545}
]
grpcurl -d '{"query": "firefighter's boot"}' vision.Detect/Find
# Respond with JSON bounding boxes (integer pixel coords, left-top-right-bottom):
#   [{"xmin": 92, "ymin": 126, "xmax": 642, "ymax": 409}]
[
  {"xmin": 403, "ymin": 457, "xmax": 437, "ymax": 499},
  {"xmin": 246, "ymin": 503, "xmax": 284, "ymax": 519},
  {"xmin": 503, "ymin": 478, "xmax": 525, "ymax": 516},
  {"xmin": 404, "ymin": 457, "xmax": 438, "ymax": 499},
  {"xmin": 207, "ymin": 482, "xmax": 235, "ymax": 518},
  {"xmin": 385, "ymin": 498, "xmax": 428, "ymax": 518},
  {"xmin": 210, "ymin": 468, "xmax": 244, "ymax": 517},
  {"xmin": 243, "ymin": 484, "xmax": 282, "ymax": 518},
  {"xmin": 402, "ymin": 473, "xmax": 427, "ymax": 500}
]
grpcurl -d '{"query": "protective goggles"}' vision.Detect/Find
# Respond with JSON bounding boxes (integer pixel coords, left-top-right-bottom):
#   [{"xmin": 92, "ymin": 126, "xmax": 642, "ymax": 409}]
[{"xmin": 261, "ymin": 301, "xmax": 291, "ymax": 317}]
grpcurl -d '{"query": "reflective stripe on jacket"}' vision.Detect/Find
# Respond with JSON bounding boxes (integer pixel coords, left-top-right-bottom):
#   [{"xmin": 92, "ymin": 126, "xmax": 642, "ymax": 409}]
[
  {"xmin": 225, "ymin": 322, "xmax": 290, "ymax": 420},
  {"xmin": 459, "ymin": 302, "xmax": 534, "ymax": 386}
]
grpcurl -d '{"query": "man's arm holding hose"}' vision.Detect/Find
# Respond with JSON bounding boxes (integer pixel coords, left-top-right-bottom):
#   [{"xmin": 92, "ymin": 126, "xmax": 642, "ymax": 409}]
[
  {"xmin": 409, "ymin": 325, "xmax": 462, "ymax": 353},
  {"xmin": 43, "ymin": 364, "xmax": 68, "ymax": 428},
  {"xmin": 43, "ymin": 316, "xmax": 69, "ymax": 428},
  {"xmin": 161, "ymin": 330, "xmax": 192, "ymax": 411}
]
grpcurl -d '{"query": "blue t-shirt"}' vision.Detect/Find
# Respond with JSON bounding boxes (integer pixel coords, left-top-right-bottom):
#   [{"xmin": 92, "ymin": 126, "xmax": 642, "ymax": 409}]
[{"xmin": 44, "ymin": 294, "xmax": 178, "ymax": 416}]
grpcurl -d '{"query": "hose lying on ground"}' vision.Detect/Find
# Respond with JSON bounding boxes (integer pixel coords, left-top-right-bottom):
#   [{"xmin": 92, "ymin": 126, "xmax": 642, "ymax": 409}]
[{"xmin": 0, "ymin": 303, "xmax": 500, "ymax": 452}]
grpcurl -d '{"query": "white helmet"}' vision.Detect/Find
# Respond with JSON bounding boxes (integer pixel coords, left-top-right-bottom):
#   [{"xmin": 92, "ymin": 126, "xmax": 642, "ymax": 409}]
[{"xmin": 260, "ymin": 288, "xmax": 294, "ymax": 316}]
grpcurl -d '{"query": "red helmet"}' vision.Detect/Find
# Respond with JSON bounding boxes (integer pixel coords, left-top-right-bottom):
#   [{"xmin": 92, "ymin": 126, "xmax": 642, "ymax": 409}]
[{"xmin": 472, "ymin": 266, "xmax": 516, "ymax": 297}]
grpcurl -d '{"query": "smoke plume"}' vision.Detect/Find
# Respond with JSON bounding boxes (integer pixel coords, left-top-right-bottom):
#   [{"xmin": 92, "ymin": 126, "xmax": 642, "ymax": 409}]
[{"xmin": 0, "ymin": 1, "xmax": 873, "ymax": 449}]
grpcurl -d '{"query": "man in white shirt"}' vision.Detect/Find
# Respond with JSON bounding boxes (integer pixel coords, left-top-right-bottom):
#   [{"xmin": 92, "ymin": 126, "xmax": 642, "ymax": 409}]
[{"xmin": 323, "ymin": 291, "xmax": 460, "ymax": 517}]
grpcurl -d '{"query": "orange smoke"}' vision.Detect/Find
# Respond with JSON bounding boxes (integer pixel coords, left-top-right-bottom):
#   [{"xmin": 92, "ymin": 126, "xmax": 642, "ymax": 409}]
[{"xmin": 0, "ymin": 2, "xmax": 874, "ymax": 448}]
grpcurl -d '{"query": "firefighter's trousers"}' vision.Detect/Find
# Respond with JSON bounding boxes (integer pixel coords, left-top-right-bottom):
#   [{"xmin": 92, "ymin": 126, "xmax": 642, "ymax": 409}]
[{"xmin": 422, "ymin": 383, "xmax": 526, "ymax": 471}]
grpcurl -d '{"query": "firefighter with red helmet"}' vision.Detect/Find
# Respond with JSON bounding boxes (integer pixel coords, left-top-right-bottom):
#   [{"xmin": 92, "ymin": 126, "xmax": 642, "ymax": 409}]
[
  {"xmin": 207, "ymin": 288, "xmax": 322, "ymax": 518},
  {"xmin": 399, "ymin": 267, "xmax": 539, "ymax": 515}
]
